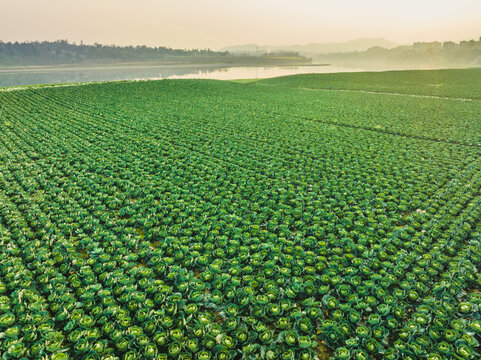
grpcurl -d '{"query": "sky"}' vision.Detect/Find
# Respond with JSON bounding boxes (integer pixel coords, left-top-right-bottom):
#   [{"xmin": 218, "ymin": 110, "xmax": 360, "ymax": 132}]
[{"xmin": 1, "ymin": 0, "xmax": 480, "ymax": 49}]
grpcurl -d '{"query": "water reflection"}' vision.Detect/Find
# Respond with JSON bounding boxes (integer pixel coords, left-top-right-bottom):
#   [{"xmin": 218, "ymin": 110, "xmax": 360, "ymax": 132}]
[
  {"xmin": 167, "ymin": 65, "xmax": 362, "ymax": 80},
  {"xmin": 0, "ymin": 64, "xmax": 366, "ymax": 87}
]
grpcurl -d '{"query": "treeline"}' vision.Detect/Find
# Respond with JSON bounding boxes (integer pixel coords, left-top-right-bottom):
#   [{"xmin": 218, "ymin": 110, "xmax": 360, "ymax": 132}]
[
  {"xmin": 0, "ymin": 40, "xmax": 310, "ymax": 67},
  {"xmin": 0, "ymin": 40, "xmax": 225, "ymax": 66},
  {"xmin": 313, "ymin": 37, "xmax": 481, "ymax": 69}
]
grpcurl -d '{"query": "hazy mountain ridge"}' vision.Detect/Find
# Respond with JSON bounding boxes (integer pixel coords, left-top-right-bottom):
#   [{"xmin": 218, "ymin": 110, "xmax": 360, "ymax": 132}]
[
  {"xmin": 220, "ymin": 38, "xmax": 399, "ymax": 55},
  {"xmin": 222, "ymin": 36, "xmax": 481, "ymax": 69}
]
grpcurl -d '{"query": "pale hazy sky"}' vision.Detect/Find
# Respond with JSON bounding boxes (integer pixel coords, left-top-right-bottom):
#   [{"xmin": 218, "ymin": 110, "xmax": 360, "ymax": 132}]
[{"xmin": 1, "ymin": 0, "xmax": 480, "ymax": 49}]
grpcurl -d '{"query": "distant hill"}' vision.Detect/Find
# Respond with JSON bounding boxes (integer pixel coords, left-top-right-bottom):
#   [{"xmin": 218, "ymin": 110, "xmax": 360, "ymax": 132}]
[
  {"xmin": 311, "ymin": 37, "xmax": 481, "ymax": 69},
  {"xmin": 221, "ymin": 38, "xmax": 399, "ymax": 55}
]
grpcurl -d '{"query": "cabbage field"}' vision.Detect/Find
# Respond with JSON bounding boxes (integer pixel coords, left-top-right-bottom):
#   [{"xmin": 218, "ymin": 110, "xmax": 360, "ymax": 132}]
[{"xmin": 0, "ymin": 69, "xmax": 481, "ymax": 360}]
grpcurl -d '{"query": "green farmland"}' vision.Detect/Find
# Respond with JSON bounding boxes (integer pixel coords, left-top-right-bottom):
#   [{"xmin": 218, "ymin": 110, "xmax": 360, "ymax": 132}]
[{"xmin": 0, "ymin": 68, "xmax": 481, "ymax": 360}]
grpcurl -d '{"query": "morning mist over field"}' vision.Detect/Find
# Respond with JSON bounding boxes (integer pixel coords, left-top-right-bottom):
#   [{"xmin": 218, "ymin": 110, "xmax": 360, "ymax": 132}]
[{"xmin": 1, "ymin": 0, "xmax": 480, "ymax": 49}]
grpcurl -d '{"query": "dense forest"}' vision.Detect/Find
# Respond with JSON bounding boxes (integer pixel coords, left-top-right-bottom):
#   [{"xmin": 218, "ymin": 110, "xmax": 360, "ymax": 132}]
[
  {"xmin": 0, "ymin": 40, "xmax": 309, "ymax": 67},
  {"xmin": 313, "ymin": 37, "xmax": 481, "ymax": 69}
]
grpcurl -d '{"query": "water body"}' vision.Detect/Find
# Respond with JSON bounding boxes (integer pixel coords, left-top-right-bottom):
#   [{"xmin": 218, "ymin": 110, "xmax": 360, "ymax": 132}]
[{"xmin": 0, "ymin": 63, "xmax": 367, "ymax": 87}]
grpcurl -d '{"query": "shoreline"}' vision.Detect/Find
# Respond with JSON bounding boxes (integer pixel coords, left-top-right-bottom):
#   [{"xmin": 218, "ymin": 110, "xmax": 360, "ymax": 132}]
[{"xmin": 0, "ymin": 61, "xmax": 323, "ymax": 73}]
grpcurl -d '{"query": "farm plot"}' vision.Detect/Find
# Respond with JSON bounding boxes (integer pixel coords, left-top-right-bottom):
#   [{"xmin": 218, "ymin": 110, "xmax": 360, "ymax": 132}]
[{"xmin": 0, "ymin": 74, "xmax": 481, "ymax": 360}]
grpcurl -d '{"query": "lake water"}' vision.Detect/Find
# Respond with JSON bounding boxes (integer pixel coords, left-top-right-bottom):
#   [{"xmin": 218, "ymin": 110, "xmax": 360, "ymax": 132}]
[{"xmin": 0, "ymin": 64, "xmax": 367, "ymax": 87}]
